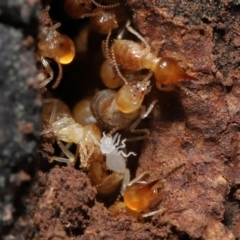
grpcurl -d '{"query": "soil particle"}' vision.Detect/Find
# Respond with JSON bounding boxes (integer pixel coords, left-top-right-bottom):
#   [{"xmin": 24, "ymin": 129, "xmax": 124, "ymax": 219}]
[
  {"xmin": 80, "ymin": 202, "xmax": 178, "ymax": 239},
  {"xmin": 39, "ymin": 131, "xmax": 55, "ymax": 162},
  {"xmin": 33, "ymin": 165, "xmax": 97, "ymax": 239}
]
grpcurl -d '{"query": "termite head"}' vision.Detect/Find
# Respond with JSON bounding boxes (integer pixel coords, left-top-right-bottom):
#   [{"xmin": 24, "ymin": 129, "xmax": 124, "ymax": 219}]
[
  {"xmin": 116, "ymin": 78, "xmax": 151, "ymax": 114},
  {"xmin": 124, "ymin": 179, "xmax": 159, "ymax": 211},
  {"xmin": 64, "ymin": 0, "xmax": 92, "ymax": 18},
  {"xmin": 109, "ymin": 170, "xmax": 167, "ymax": 219},
  {"xmin": 90, "ymin": 8, "xmax": 118, "ymax": 34},
  {"xmin": 38, "ymin": 31, "xmax": 75, "ymax": 64},
  {"xmin": 100, "ymin": 133, "xmax": 116, "ymax": 154},
  {"xmin": 154, "ymin": 57, "xmax": 197, "ymax": 85}
]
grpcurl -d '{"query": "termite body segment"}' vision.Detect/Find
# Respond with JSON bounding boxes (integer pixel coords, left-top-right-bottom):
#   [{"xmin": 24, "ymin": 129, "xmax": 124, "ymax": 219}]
[
  {"xmin": 111, "ymin": 39, "xmax": 196, "ymax": 86},
  {"xmin": 38, "ymin": 22, "xmax": 75, "ymax": 88},
  {"xmin": 91, "ymin": 77, "xmax": 151, "ymax": 131},
  {"xmin": 90, "ymin": 8, "xmax": 118, "ymax": 34},
  {"xmin": 88, "ymin": 157, "xmax": 126, "ymax": 195},
  {"xmin": 91, "ymin": 89, "xmax": 140, "ymax": 131},
  {"xmin": 42, "ymin": 99, "xmax": 102, "ymax": 169},
  {"xmin": 64, "ymin": 0, "xmax": 124, "ymax": 34},
  {"xmin": 73, "ymin": 98, "xmax": 97, "ymax": 126},
  {"xmin": 64, "ymin": 0, "xmax": 92, "ymax": 18},
  {"xmin": 100, "ymin": 59, "xmax": 124, "ymax": 89},
  {"xmin": 38, "ymin": 33, "xmax": 75, "ymax": 65},
  {"xmin": 109, "ymin": 171, "xmax": 165, "ymax": 219}
]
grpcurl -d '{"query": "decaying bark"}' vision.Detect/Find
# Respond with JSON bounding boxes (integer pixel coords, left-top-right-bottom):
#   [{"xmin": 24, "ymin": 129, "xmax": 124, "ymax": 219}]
[{"xmin": 129, "ymin": 0, "xmax": 240, "ymax": 239}]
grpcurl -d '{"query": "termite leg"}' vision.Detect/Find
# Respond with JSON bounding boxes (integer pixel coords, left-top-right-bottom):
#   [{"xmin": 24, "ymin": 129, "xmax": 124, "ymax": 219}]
[
  {"xmin": 125, "ymin": 20, "xmax": 149, "ymax": 47},
  {"xmin": 40, "ymin": 57, "xmax": 54, "ymax": 88},
  {"xmin": 51, "ymin": 139, "xmax": 75, "ymax": 163},
  {"xmin": 126, "ymin": 100, "xmax": 158, "ymax": 142}
]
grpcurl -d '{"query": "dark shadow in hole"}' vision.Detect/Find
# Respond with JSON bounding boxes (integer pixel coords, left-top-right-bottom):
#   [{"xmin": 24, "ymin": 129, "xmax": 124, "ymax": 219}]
[
  {"xmin": 225, "ymin": 85, "xmax": 233, "ymax": 94},
  {"xmin": 157, "ymin": 90, "xmax": 186, "ymax": 123}
]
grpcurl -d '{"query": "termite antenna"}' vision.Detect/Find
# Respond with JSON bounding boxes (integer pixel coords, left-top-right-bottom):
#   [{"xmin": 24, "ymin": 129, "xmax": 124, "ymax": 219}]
[
  {"xmin": 108, "ymin": 126, "xmax": 118, "ymax": 136},
  {"xmin": 103, "ymin": 31, "xmax": 112, "ymax": 61},
  {"xmin": 142, "ymin": 71, "xmax": 153, "ymax": 84},
  {"xmin": 91, "ymin": 0, "xmax": 120, "ymax": 9},
  {"xmin": 52, "ymin": 59, "xmax": 63, "ymax": 89},
  {"xmin": 46, "ymin": 23, "xmax": 61, "ymax": 40},
  {"xmin": 39, "ymin": 57, "xmax": 54, "ymax": 88},
  {"xmin": 111, "ymin": 47, "xmax": 128, "ymax": 84},
  {"xmin": 40, "ymin": 6, "xmax": 52, "ymax": 26},
  {"xmin": 178, "ymin": 84, "xmax": 200, "ymax": 101},
  {"xmin": 80, "ymin": 11, "xmax": 102, "ymax": 18},
  {"xmin": 49, "ymin": 99, "xmax": 58, "ymax": 124}
]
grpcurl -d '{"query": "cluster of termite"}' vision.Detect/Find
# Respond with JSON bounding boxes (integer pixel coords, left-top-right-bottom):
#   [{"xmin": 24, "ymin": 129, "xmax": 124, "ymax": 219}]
[{"xmin": 38, "ymin": 0, "xmax": 197, "ymax": 220}]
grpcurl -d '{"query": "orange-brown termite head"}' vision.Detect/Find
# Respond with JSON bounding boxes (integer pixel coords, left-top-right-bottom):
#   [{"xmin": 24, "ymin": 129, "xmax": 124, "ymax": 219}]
[
  {"xmin": 38, "ymin": 22, "xmax": 75, "ymax": 88},
  {"xmin": 90, "ymin": 8, "xmax": 118, "ymax": 34},
  {"xmin": 64, "ymin": 0, "xmax": 92, "ymax": 18},
  {"xmin": 64, "ymin": 0, "xmax": 120, "ymax": 34},
  {"xmin": 38, "ymin": 33, "xmax": 75, "ymax": 65},
  {"xmin": 154, "ymin": 57, "xmax": 197, "ymax": 85},
  {"xmin": 124, "ymin": 179, "xmax": 159, "ymax": 211},
  {"xmin": 108, "ymin": 170, "xmax": 167, "ymax": 219},
  {"xmin": 116, "ymin": 78, "xmax": 151, "ymax": 113}
]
